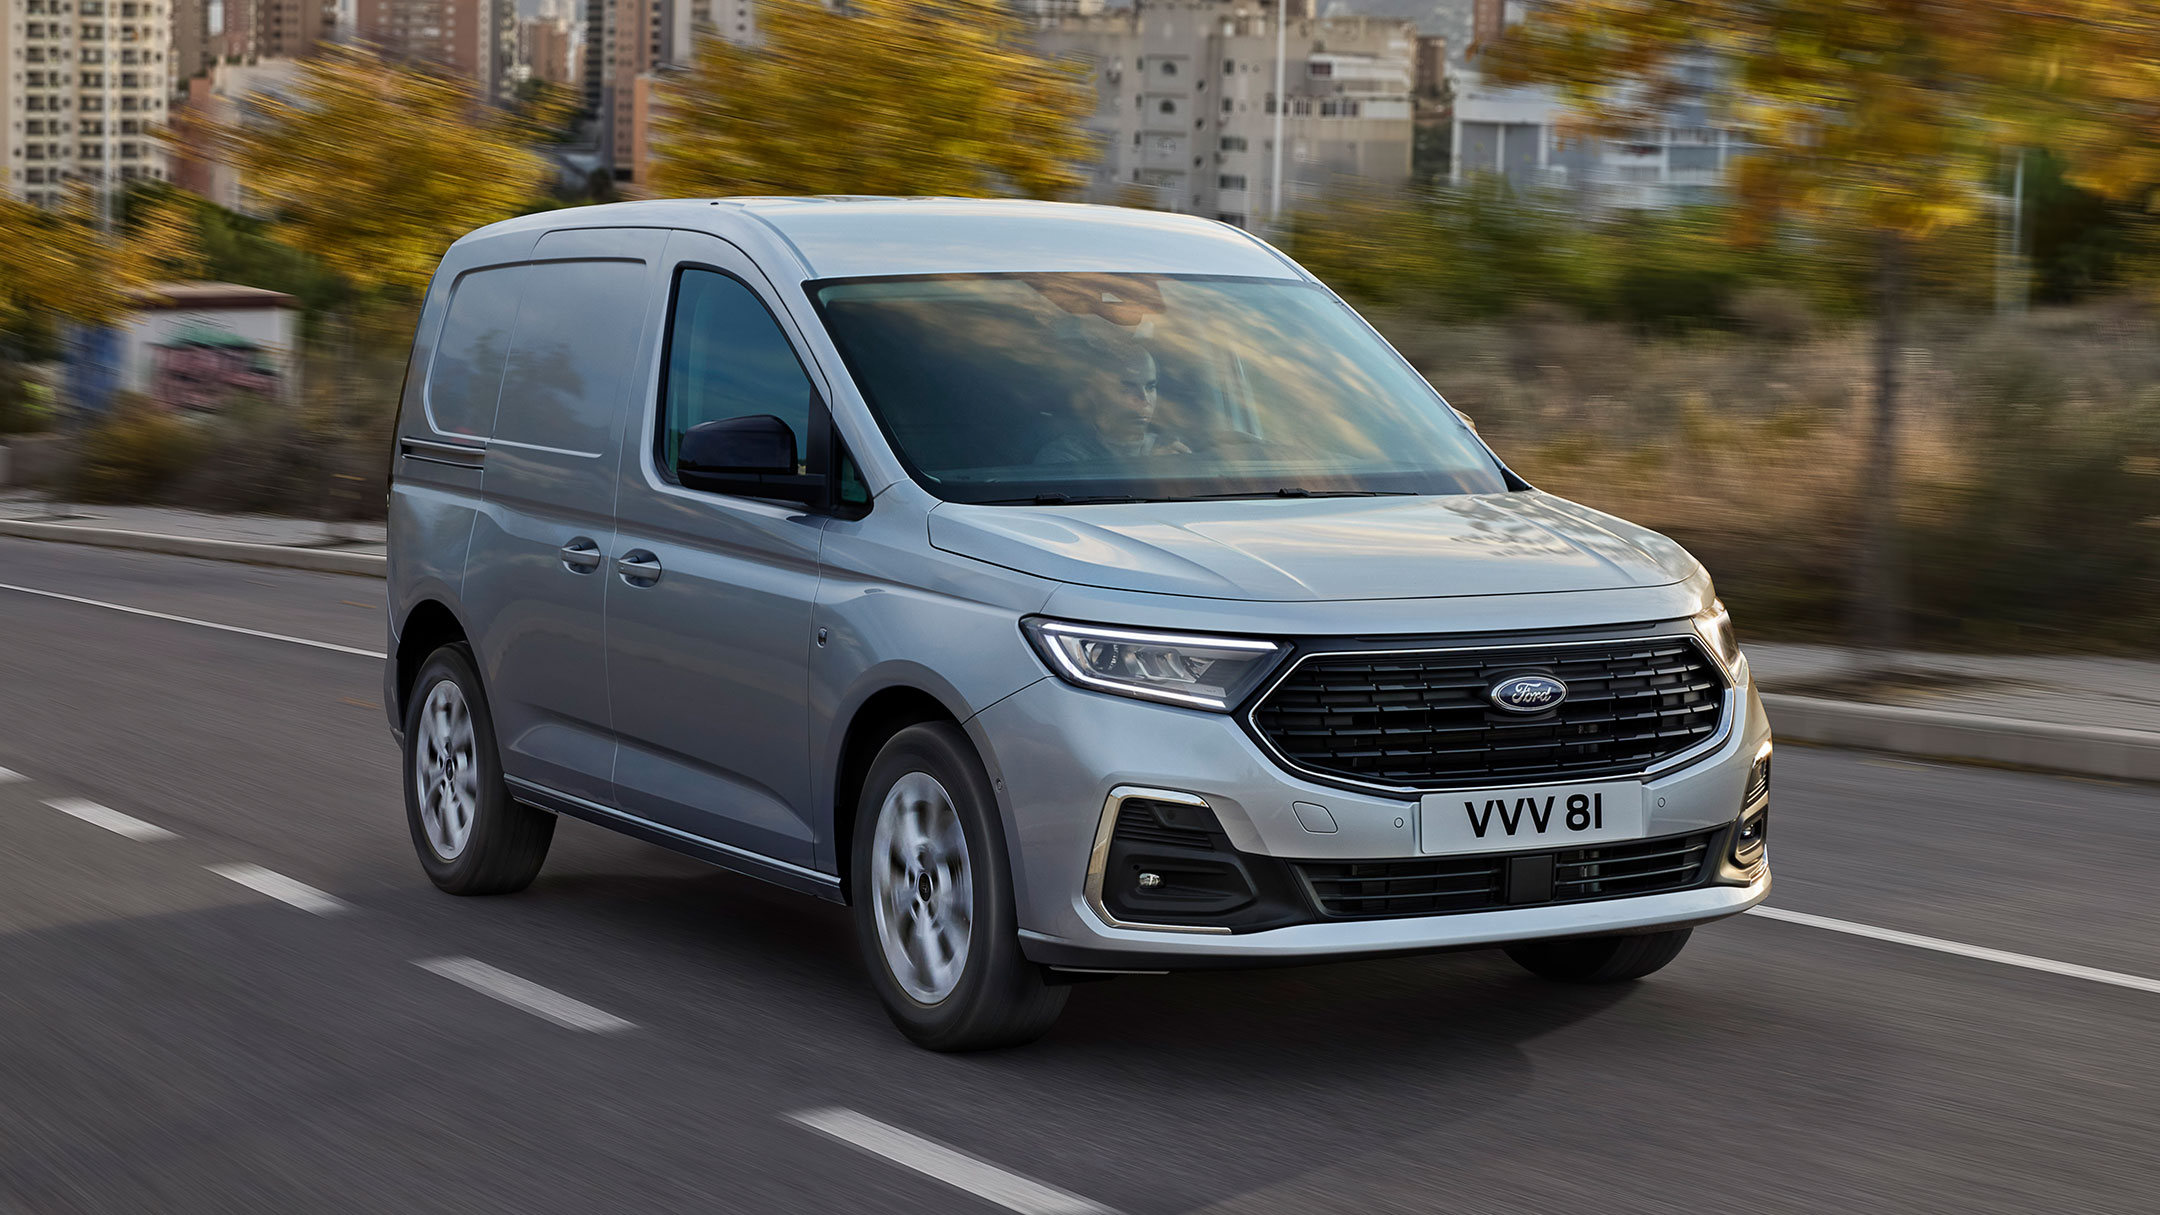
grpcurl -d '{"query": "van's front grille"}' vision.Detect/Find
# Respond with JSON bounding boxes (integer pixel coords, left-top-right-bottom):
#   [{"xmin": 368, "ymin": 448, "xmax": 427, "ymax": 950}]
[
  {"xmin": 1248, "ymin": 636, "xmax": 1725, "ymax": 790},
  {"xmin": 1296, "ymin": 831, "xmax": 1715, "ymax": 920}
]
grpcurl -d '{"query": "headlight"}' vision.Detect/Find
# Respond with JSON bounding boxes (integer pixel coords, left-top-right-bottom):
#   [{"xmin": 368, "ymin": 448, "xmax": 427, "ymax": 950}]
[
  {"xmin": 1692, "ymin": 597, "xmax": 1744, "ymax": 678},
  {"xmin": 1022, "ymin": 618, "xmax": 1287, "ymax": 711}
]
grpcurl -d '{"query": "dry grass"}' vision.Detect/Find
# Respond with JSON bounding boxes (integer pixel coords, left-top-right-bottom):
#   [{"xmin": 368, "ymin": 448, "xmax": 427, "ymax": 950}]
[{"xmin": 1374, "ymin": 303, "xmax": 2160, "ymax": 651}]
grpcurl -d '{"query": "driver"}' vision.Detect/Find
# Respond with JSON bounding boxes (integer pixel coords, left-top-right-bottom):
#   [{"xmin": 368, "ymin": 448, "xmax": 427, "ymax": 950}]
[{"xmin": 1034, "ymin": 332, "xmax": 1189, "ymax": 463}]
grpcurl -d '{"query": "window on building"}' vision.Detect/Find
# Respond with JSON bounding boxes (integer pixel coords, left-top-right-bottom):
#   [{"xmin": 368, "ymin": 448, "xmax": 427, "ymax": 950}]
[
  {"xmin": 1218, "ymin": 175, "xmax": 1247, "ymax": 190},
  {"xmin": 1215, "ymin": 212, "xmax": 1246, "ymax": 227},
  {"xmin": 1309, "ymin": 61, "xmax": 1332, "ymax": 77},
  {"xmin": 1161, "ymin": 60, "xmax": 1176, "ymax": 75},
  {"xmin": 1223, "ymin": 59, "xmax": 1234, "ymax": 74},
  {"xmin": 1221, "ymin": 135, "xmax": 1247, "ymax": 151},
  {"xmin": 1159, "ymin": 99, "xmax": 1175, "ymax": 114}
]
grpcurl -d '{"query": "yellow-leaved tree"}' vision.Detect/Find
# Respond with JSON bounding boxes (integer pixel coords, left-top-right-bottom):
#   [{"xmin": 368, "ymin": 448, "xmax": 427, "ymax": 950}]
[
  {"xmin": 1484, "ymin": 1, "xmax": 2160, "ymax": 648},
  {"xmin": 221, "ymin": 46, "xmax": 564, "ymax": 305},
  {"xmin": 651, "ymin": 0, "xmax": 1094, "ymax": 199}
]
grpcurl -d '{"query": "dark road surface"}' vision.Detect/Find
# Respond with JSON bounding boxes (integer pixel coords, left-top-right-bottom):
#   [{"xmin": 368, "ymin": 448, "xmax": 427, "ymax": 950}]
[{"xmin": 3, "ymin": 535, "xmax": 2157, "ymax": 1214}]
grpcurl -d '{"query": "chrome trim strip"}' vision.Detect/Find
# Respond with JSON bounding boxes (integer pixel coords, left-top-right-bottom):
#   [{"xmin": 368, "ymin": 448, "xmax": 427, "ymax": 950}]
[
  {"xmin": 504, "ymin": 776, "xmax": 840, "ymax": 889},
  {"xmin": 1082, "ymin": 786, "xmax": 1234, "ymax": 935},
  {"xmin": 1243, "ymin": 632, "xmax": 1738, "ymax": 796},
  {"xmin": 400, "ymin": 436, "xmax": 489, "ymax": 456}
]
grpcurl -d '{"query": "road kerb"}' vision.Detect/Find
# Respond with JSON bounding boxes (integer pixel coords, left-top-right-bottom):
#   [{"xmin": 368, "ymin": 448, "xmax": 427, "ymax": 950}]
[
  {"xmin": 0, "ymin": 519, "xmax": 384, "ymax": 576},
  {"xmin": 1762, "ymin": 692, "xmax": 2160, "ymax": 783}
]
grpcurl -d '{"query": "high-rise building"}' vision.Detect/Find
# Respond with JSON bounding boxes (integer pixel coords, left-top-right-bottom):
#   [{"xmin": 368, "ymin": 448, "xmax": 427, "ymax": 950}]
[
  {"xmin": 518, "ymin": 13, "xmax": 576, "ymax": 87},
  {"xmin": 355, "ymin": 0, "xmax": 516, "ymax": 101},
  {"xmin": 1, "ymin": 0, "xmax": 174, "ymax": 208},
  {"xmin": 254, "ymin": 0, "xmax": 338, "ymax": 58},
  {"xmin": 1037, "ymin": 0, "xmax": 1417, "ymax": 230}
]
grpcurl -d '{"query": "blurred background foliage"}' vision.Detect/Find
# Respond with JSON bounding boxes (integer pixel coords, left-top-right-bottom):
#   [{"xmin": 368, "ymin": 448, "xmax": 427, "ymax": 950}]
[{"xmin": 0, "ymin": 13, "xmax": 2153, "ymax": 654}]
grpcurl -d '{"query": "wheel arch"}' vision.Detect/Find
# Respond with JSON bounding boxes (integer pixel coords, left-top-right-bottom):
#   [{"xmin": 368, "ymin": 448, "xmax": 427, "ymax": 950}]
[{"xmin": 393, "ymin": 598, "xmax": 472, "ymax": 725}]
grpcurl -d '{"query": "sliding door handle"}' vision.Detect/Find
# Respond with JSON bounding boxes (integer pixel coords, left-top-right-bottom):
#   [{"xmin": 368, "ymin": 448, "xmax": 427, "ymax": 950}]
[
  {"xmin": 615, "ymin": 550, "xmax": 662, "ymax": 587},
  {"xmin": 559, "ymin": 538, "xmax": 603, "ymax": 573}
]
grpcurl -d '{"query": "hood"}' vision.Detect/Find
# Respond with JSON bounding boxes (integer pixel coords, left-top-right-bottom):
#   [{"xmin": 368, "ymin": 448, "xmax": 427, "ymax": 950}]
[{"xmin": 927, "ymin": 491, "xmax": 1701, "ymax": 602}]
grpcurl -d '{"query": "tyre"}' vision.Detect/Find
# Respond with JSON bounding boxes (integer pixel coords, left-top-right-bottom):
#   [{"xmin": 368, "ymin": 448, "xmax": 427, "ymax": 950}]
[
  {"xmin": 403, "ymin": 643, "xmax": 554, "ymax": 896},
  {"xmin": 1505, "ymin": 928, "xmax": 1693, "ymax": 983},
  {"xmin": 851, "ymin": 722, "xmax": 1068, "ymax": 1051}
]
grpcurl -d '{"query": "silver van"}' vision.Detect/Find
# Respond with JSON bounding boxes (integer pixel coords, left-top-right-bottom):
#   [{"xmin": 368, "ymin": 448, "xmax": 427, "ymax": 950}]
[{"xmin": 386, "ymin": 199, "xmax": 1771, "ymax": 1050}]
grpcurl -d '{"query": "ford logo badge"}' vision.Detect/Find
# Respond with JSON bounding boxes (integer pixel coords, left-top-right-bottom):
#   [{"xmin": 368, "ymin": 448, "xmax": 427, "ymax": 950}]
[{"xmin": 1490, "ymin": 674, "xmax": 1566, "ymax": 713}]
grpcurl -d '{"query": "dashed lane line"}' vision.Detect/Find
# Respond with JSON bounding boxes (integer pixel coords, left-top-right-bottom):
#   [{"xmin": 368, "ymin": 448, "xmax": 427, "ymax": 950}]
[
  {"xmin": 0, "ymin": 582, "xmax": 385, "ymax": 659},
  {"xmin": 1748, "ymin": 905, "xmax": 2160, "ymax": 997},
  {"xmin": 415, "ymin": 957, "xmax": 635, "ymax": 1033},
  {"xmin": 789, "ymin": 1108, "xmax": 1116, "ymax": 1215},
  {"xmin": 43, "ymin": 797, "xmax": 179, "ymax": 842},
  {"xmin": 208, "ymin": 863, "xmax": 353, "ymax": 917},
  {"xmin": 0, "ymin": 766, "xmax": 24, "ymax": 783}
]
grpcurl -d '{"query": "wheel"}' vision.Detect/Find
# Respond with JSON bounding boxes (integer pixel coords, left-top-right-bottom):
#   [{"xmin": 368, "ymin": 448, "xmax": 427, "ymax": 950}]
[
  {"xmin": 1505, "ymin": 928, "xmax": 1693, "ymax": 983},
  {"xmin": 851, "ymin": 722, "xmax": 1067, "ymax": 1051},
  {"xmin": 402, "ymin": 643, "xmax": 554, "ymax": 896}
]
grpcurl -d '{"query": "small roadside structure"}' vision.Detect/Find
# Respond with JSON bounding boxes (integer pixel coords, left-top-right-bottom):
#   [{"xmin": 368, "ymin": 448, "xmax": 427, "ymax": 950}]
[{"xmin": 119, "ymin": 284, "xmax": 301, "ymax": 412}]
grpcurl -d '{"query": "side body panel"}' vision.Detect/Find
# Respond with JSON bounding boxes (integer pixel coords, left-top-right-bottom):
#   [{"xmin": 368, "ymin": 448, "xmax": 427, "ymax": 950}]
[
  {"xmin": 384, "ymin": 227, "xmax": 541, "ymax": 728},
  {"xmin": 463, "ymin": 228, "xmax": 666, "ymax": 804}
]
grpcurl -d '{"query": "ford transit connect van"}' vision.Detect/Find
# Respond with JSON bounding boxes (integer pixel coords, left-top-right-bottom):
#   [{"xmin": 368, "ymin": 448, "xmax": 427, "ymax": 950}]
[{"xmin": 386, "ymin": 199, "xmax": 1771, "ymax": 1051}]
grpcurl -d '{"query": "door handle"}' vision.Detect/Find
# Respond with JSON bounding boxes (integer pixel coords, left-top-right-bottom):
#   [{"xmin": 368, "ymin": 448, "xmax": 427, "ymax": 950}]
[
  {"xmin": 559, "ymin": 538, "xmax": 603, "ymax": 574},
  {"xmin": 615, "ymin": 549, "xmax": 662, "ymax": 587}
]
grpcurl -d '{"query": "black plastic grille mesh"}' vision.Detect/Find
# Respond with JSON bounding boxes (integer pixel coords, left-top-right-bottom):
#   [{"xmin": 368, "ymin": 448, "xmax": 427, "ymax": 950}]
[
  {"xmin": 1297, "ymin": 831, "xmax": 1714, "ymax": 919},
  {"xmin": 1250, "ymin": 636, "xmax": 1724, "ymax": 788}
]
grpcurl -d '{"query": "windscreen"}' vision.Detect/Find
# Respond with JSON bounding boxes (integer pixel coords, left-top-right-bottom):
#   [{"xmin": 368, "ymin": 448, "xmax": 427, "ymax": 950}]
[{"xmin": 809, "ymin": 273, "xmax": 1509, "ymax": 504}]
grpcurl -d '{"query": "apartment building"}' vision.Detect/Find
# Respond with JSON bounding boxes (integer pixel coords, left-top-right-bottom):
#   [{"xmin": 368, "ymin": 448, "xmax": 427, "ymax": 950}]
[
  {"xmin": 2, "ymin": 0, "xmax": 173, "ymax": 207},
  {"xmin": 517, "ymin": 14, "xmax": 576, "ymax": 87},
  {"xmin": 354, "ymin": 0, "xmax": 515, "ymax": 101},
  {"xmin": 1447, "ymin": 0, "xmax": 1744, "ymax": 208},
  {"xmin": 169, "ymin": 57, "xmax": 300, "ymax": 212},
  {"xmin": 1038, "ymin": 0, "xmax": 1417, "ymax": 229},
  {"xmin": 592, "ymin": 0, "xmax": 759, "ymax": 185}
]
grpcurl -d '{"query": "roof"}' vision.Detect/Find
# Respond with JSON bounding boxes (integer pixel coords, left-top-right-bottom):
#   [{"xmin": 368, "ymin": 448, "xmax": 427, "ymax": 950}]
[
  {"xmin": 133, "ymin": 283, "xmax": 301, "ymax": 311},
  {"xmin": 463, "ymin": 198, "xmax": 1308, "ymax": 282}
]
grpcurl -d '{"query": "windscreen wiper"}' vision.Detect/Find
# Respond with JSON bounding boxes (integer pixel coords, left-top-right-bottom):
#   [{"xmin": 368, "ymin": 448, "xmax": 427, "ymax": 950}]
[
  {"xmin": 974, "ymin": 493, "xmax": 1142, "ymax": 506},
  {"xmin": 1166, "ymin": 488, "xmax": 1418, "ymax": 501}
]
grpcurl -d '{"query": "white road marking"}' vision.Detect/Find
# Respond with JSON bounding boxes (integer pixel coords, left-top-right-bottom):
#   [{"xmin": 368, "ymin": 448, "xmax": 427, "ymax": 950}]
[
  {"xmin": 1748, "ymin": 906, "xmax": 2160, "ymax": 996},
  {"xmin": 0, "ymin": 582, "xmax": 385, "ymax": 659},
  {"xmin": 207, "ymin": 863, "xmax": 351, "ymax": 916},
  {"xmin": 43, "ymin": 797, "xmax": 178, "ymax": 841},
  {"xmin": 788, "ymin": 1108, "xmax": 1115, "ymax": 1215},
  {"xmin": 0, "ymin": 766, "xmax": 24, "ymax": 783},
  {"xmin": 415, "ymin": 957, "xmax": 634, "ymax": 1033}
]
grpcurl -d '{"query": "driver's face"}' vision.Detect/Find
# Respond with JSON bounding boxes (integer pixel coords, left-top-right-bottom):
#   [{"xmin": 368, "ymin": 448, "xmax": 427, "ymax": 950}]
[{"xmin": 1089, "ymin": 355, "xmax": 1158, "ymax": 446}]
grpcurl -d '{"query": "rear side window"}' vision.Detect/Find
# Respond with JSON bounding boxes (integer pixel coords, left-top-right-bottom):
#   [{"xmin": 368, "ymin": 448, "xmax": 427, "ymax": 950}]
[
  {"xmin": 424, "ymin": 265, "xmax": 526, "ymax": 439},
  {"xmin": 659, "ymin": 268, "xmax": 819, "ymax": 477},
  {"xmin": 495, "ymin": 259, "xmax": 651, "ymax": 456}
]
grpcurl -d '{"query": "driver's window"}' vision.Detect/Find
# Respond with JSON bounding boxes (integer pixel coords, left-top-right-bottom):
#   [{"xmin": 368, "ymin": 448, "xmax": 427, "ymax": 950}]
[{"xmin": 660, "ymin": 268, "xmax": 818, "ymax": 479}]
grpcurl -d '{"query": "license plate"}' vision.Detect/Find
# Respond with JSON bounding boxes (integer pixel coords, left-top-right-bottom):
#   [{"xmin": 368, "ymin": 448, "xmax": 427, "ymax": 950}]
[{"xmin": 1418, "ymin": 779, "xmax": 1645, "ymax": 855}]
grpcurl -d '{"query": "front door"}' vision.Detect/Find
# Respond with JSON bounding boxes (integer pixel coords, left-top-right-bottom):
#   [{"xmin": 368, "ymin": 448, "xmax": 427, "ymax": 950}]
[{"xmin": 604, "ymin": 231, "xmax": 830, "ymax": 865}]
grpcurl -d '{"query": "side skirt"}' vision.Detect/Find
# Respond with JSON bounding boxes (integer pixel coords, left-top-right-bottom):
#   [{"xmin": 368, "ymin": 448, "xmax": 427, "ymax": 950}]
[{"xmin": 506, "ymin": 776, "xmax": 846, "ymax": 904}]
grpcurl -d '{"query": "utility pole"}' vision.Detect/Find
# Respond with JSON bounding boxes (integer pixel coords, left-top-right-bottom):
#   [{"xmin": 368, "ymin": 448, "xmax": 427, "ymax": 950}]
[
  {"xmin": 1269, "ymin": 0, "xmax": 1287, "ymax": 229},
  {"xmin": 1996, "ymin": 150, "xmax": 2026, "ymax": 315}
]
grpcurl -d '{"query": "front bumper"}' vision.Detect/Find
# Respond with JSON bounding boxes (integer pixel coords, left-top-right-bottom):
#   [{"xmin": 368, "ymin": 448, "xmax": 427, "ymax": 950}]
[{"xmin": 967, "ymin": 663, "xmax": 1773, "ymax": 969}]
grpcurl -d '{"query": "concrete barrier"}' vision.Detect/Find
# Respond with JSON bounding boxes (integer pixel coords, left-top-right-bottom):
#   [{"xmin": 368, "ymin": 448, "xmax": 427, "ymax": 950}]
[
  {"xmin": 0, "ymin": 519, "xmax": 385, "ymax": 577},
  {"xmin": 1763, "ymin": 692, "xmax": 2160, "ymax": 783}
]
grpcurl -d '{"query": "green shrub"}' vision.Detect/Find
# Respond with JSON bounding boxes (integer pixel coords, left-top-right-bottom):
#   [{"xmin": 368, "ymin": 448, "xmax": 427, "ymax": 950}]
[{"xmin": 71, "ymin": 399, "xmax": 208, "ymax": 502}]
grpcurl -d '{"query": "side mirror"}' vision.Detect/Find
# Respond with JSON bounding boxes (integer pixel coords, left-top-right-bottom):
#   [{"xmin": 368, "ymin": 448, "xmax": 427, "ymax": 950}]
[
  {"xmin": 676, "ymin": 415, "xmax": 826, "ymax": 508},
  {"xmin": 680, "ymin": 414, "xmax": 796, "ymax": 476},
  {"xmin": 1452, "ymin": 407, "xmax": 1478, "ymax": 432}
]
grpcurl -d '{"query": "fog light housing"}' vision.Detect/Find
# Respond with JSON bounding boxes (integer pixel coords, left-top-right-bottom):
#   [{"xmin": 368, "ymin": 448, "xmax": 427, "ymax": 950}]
[{"xmin": 1731, "ymin": 804, "xmax": 1769, "ymax": 866}]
